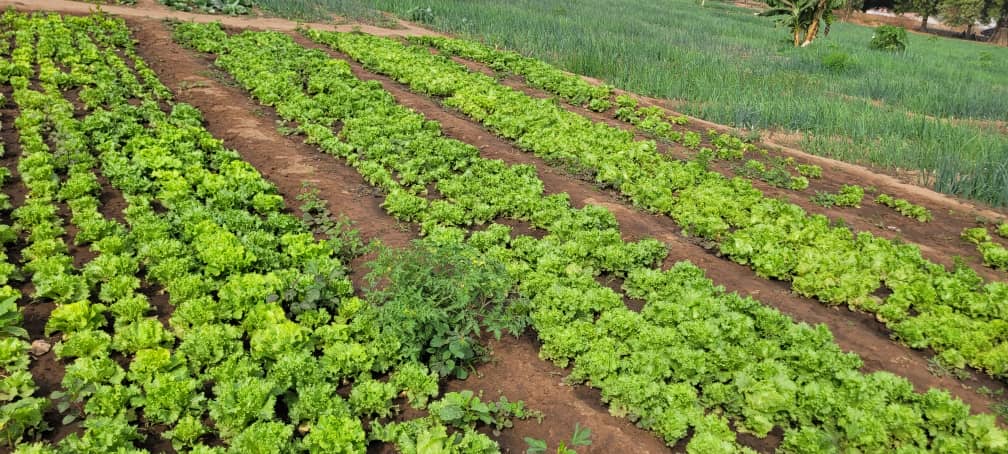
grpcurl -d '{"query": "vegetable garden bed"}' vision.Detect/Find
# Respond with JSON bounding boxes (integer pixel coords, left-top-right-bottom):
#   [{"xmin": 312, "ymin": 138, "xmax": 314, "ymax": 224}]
[{"xmin": 0, "ymin": 4, "xmax": 1006, "ymax": 453}]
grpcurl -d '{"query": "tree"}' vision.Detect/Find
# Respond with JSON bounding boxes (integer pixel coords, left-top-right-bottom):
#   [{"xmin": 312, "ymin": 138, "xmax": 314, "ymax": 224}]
[
  {"xmin": 761, "ymin": 0, "xmax": 846, "ymax": 46},
  {"xmin": 845, "ymin": 0, "xmax": 866, "ymax": 19},
  {"xmin": 896, "ymin": 0, "xmax": 943, "ymax": 30},
  {"xmin": 939, "ymin": 0, "xmax": 984, "ymax": 36}
]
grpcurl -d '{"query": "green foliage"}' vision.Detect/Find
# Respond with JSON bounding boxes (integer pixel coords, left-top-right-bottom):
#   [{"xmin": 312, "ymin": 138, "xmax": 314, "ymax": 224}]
[
  {"xmin": 686, "ymin": 414, "xmax": 749, "ymax": 453},
  {"xmin": 45, "ymin": 301, "xmax": 107, "ymax": 336},
  {"xmin": 382, "ymin": 188, "xmax": 429, "ymax": 223},
  {"xmin": 962, "ymin": 227, "xmax": 990, "ymax": 245},
  {"xmin": 0, "ymin": 371, "xmax": 37, "ymax": 403},
  {"xmin": 53, "ymin": 356, "xmax": 125, "ymax": 425},
  {"xmin": 371, "ymin": 413, "xmax": 500, "ymax": 454},
  {"xmin": 429, "ymin": 390, "xmax": 535, "ymax": 432},
  {"xmin": 208, "ymin": 377, "xmax": 277, "ymax": 438},
  {"xmin": 384, "ymin": 0, "xmax": 1008, "ymax": 206},
  {"xmin": 287, "ymin": 383, "xmax": 351, "ymax": 424},
  {"xmin": 163, "ymin": 414, "xmax": 208, "ymax": 451},
  {"xmin": 58, "ymin": 173, "xmax": 100, "ymax": 202},
  {"xmin": 302, "ymin": 414, "xmax": 366, "ymax": 453},
  {"xmin": 53, "ymin": 330, "xmax": 111, "ymax": 359},
  {"xmin": 870, "ymin": 25, "xmax": 908, "ymax": 52},
  {"xmin": 160, "ymin": 0, "xmax": 252, "ymax": 15},
  {"xmin": 11, "ymin": 442, "xmax": 57, "ymax": 454},
  {"xmin": 0, "ymin": 341, "xmax": 27, "ymax": 374},
  {"xmin": 228, "ymin": 421, "xmax": 293, "ymax": 453},
  {"xmin": 735, "ymin": 157, "xmax": 807, "ymax": 190},
  {"xmin": 172, "ymin": 21, "xmax": 228, "ymax": 53},
  {"xmin": 875, "ymin": 194, "xmax": 932, "ymax": 222},
  {"xmin": 173, "ymin": 20, "xmax": 1008, "ymax": 452},
  {"xmin": 0, "ymin": 398, "xmax": 48, "ymax": 446},
  {"xmin": 409, "ymin": 5, "xmax": 435, "ymax": 23},
  {"xmin": 291, "ymin": 27, "xmax": 1008, "ymax": 386},
  {"xmin": 0, "ymin": 295, "xmax": 27, "ymax": 340},
  {"xmin": 192, "ymin": 221, "xmax": 255, "ymax": 277},
  {"xmin": 82, "ymin": 384, "xmax": 139, "ymax": 419},
  {"xmin": 389, "ymin": 362, "xmax": 440, "ymax": 408},
  {"xmin": 525, "ymin": 423, "xmax": 592, "ymax": 454},
  {"xmin": 939, "ymin": 0, "xmax": 985, "ymax": 29},
  {"xmin": 364, "ymin": 239, "xmax": 525, "ymax": 378},
  {"xmin": 822, "ymin": 48, "xmax": 854, "ymax": 72},
  {"xmin": 6, "ymin": 12, "xmax": 537, "ymax": 454},
  {"xmin": 30, "ymin": 261, "xmax": 88, "ymax": 304},
  {"xmin": 760, "ymin": 0, "xmax": 844, "ymax": 46},
  {"xmin": 177, "ymin": 323, "xmax": 243, "ymax": 371},
  {"xmin": 347, "ymin": 378, "xmax": 397, "ymax": 418},
  {"xmin": 370, "ymin": 391, "xmax": 512, "ymax": 451},
  {"xmin": 251, "ymin": 193, "xmax": 284, "ymax": 214},
  {"xmin": 140, "ymin": 372, "xmax": 203, "ymax": 425},
  {"xmin": 610, "ymin": 95, "xmax": 695, "ymax": 144},
  {"xmin": 811, "ymin": 184, "xmax": 864, "ymax": 208},
  {"xmin": 795, "ymin": 163, "xmax": 822, "ymax": 179},
  {"xmin": 111, "ymin": 318, "xmax": 172, "ymax": 353},
  {"xmin": 412, "ymin": 36, "xmax": 613, "ymax": 111},
  {"xmin": 963, "ymin": 227, "xmax": 1008, "ymax": 271},
  {"xmin": 19, "ymin": 11, "xmax": 1008, "ymax": 453},
  {"xmin": 57, "ymin": 415, "xmax": 142, "ymax": 452},
  {"xmin": 295, "ymin": 183, "xmax": 367, "ymax": 260}
]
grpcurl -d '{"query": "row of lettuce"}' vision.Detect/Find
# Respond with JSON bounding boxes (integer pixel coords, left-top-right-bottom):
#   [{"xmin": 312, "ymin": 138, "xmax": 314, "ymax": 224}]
[
  {"xmin": 1, "ymin": 12, "xmax": 538, "ymax": 453},
  {"xmin": 409, "ymin": 35, "xmax": 614, "ymax": 113},
  {"xmin": 174, "ymin": 21, "xmax": 1008, "ymax": 453},
  {"xmin": 301, "ymin": 28, "xmax": 1008, "ymax": 379},
  {"xmin": 411, "ymin": 35, "xmax": 945, "ymax": 225},
  {"xmin": 412, "ymin": 36, "xmax": 763, "ymax": 162},
  {"xmin": 964, "ymin": 226, "xmax": 1008, "ymax": 272},
  {"xmin": 412, "ymin": 36, "xmax": 786, "ymax": 183},
  {"xmin": 0, "ymin": 87, "xmax": 48, "ymax": 446}
]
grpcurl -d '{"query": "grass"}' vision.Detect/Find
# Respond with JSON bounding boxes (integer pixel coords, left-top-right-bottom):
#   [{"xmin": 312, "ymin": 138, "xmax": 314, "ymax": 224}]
[
  {"xmin": 253, "ymin": 0, "xmax": 400, "ymax": 26},
  {"xmin": 341, "ymin": 0, "xmax": 1008, "ymax": 206}
]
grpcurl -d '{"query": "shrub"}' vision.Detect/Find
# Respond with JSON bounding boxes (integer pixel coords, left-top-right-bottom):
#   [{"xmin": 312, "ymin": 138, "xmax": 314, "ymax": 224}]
[
  {"xmin": 870, "ymin": 25, "xmax": 908, "ymax": 52},
  {"xmin": 822, "ymin": 49, "xmax": 854, "ymax": 72},
  {"xmin": 409, "ymin": 6, "xmax": 435, "ymax": 24},
  {"xmin": 363, "ymin": 239, "xmax": 528, "ymax": 378}
]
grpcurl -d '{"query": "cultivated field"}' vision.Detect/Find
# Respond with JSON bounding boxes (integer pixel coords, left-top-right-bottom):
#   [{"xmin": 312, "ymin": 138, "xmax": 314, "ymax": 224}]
[
  {"xmin": 0, "ymin": 1, "xmax": 1006, "ymax": 453},
  {"xmin": 368, "ymin": 0, "xmax": 1008, "ymax": 207}
]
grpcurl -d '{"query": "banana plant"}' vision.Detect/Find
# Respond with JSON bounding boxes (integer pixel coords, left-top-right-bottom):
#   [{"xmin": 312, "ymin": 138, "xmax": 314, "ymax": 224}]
[{"xmin": 761, "ymin": 0, "xmax": 844, "ymax": 46}]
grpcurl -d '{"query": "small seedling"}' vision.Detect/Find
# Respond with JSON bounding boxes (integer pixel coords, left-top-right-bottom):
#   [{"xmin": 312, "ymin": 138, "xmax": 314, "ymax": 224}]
[{"xmin": 525, "ymin": 423, "xmax": 592, "ymax": 454}]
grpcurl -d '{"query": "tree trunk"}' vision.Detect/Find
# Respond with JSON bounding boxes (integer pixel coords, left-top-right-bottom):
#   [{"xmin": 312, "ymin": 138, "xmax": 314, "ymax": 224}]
[
  {"xmin": 803, "ymin": 19, "xmax": 821, "ymax": 46},
  {"xmin": 801, "ymin": 0, "xmax": 829, "ymax": 46},
  {"xmin": 794, "ymin": 26, "xmax": 803, "ymax": 46},
  {"xmin": 920, "ymin": 13, "xmax": 929, "ymax": 31}
]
